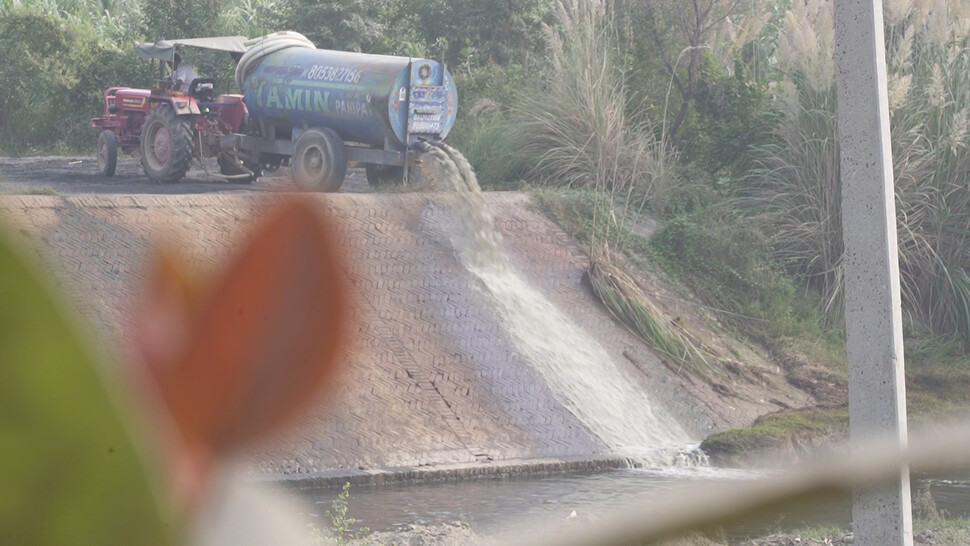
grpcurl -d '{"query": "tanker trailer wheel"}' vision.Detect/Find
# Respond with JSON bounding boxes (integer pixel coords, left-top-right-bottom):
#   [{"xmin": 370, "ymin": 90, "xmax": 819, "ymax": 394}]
[
  {"xmin": 139, "ymin": 104, "xmax": 193, "ymax": 183},
  {"xmin": 292, "ymin": 128, "xmax": 346, "ymax": 192},
  {"xmin": 97, "ymin": 130, "xmax": 118, "ymax": 177}
]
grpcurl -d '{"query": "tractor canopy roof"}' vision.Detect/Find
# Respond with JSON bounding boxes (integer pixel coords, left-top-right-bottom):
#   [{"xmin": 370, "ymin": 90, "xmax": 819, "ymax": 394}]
[{"xmin": 135, "ymin": 36, "xmax": 250, "ymax": 62}]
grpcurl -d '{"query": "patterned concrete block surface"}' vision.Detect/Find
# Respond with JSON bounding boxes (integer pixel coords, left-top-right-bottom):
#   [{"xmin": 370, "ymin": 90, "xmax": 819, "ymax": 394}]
[{"xmin": 0, "ymin": 191, "xmax": 790, "ymax": 475}]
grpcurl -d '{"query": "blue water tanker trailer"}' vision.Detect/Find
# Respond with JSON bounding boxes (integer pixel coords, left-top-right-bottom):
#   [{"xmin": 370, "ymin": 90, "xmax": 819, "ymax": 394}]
[{"xmin": 222, "ymin": 31, "xmax": 459, "ymax": 190}]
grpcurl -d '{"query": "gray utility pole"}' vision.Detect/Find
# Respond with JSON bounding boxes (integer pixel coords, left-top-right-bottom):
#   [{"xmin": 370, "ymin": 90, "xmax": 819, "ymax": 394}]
[{"xmin": 833, "ymin": 1, "xmax": 912, "ymax": 545}]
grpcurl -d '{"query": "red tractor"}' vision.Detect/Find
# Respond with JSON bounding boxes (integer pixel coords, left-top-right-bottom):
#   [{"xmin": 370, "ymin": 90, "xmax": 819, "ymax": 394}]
[{"xmin": 90, "ymin": 37, "xmax": 259, "ymax": 183}]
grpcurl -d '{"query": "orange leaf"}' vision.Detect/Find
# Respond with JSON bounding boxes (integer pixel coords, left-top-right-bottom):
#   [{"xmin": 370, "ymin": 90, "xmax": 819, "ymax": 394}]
[
  {"xmin": 132, "ymin": 247, "xmax": 202, "ymax": 378},
  {"xmin": 139, "ymin": 198, "xmax": 349, "ymax": 462}
]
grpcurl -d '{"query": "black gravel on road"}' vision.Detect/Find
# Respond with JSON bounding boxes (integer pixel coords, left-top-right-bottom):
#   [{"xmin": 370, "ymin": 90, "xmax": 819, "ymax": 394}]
[{"xmin": 0, "ymin": 155, "xmax": 371, "ymax": 195}]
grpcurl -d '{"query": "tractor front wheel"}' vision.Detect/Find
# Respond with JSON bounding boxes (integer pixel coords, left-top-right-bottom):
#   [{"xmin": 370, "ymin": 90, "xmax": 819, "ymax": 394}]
[
  {"xmin": 97, "ymin": 130, "xmax": 118, "ymax": 177},
  {"xmin": 292, "ymin": 128, "xmax": 346, "ymax": 192},
  {"xmin": 139, "ymin": 104, "xmax": 193, "ymax": 183}
]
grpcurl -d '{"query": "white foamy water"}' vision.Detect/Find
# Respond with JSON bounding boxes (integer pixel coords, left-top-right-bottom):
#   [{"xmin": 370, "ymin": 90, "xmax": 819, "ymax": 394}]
[{"xmin": 428, "ymin": 144, "xmax": 691, "ymax": 465}]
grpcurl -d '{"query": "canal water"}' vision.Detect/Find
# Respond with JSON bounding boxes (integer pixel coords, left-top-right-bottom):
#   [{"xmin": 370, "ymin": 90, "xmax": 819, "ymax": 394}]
[{"xmin": 298, "ymin": 468, "xmax": 970, "ymax": 541}]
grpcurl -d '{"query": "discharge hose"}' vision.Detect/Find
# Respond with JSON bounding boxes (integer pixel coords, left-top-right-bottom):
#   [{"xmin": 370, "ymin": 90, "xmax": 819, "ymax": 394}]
[{"xmin": 235, "ymin": 31, "xmax": 316, "ymax": 90}]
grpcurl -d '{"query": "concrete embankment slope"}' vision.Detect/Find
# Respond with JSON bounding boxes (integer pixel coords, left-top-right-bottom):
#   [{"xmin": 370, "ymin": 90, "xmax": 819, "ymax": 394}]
[{"xmin": 0, "ymin": 192, "xmax": 789, "ymax": 479}]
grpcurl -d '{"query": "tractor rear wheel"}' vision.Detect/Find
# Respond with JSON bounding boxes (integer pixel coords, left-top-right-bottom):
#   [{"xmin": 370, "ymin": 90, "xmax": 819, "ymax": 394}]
[
  {"xmin": 97, "ymin": 130, "xmax": 118, "ymax": 177},
  {"xmin": 139, "ymin": 104, "xmax": 193, "ymax": 183},
  {"xmin": 292, "ymin": 128, "xmax": 346, "ymax": 192}
]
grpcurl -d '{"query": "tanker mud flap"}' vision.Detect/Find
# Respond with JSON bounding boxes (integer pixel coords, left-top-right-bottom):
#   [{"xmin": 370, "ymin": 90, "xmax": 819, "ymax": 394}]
[
  {"xmin": 343, "ymin": 146, "xmax": 408, "ymax": 167},
  {"xmin": 220, "ymin": 133, "xmax": 295, "ymax": 157}
]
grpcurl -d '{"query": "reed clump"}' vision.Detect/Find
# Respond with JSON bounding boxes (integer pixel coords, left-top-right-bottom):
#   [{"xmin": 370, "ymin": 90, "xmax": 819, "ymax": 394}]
[
  {"xmin": 748, "ymin": 0, "xmax": 970, "ymax": 342},
  {"xmin": 587, "ymin": 256, "xmax": 723, "ymax": 380},
  {"xmin": 516, "ymin": 0, "xmax": 674, "ymax": 210}
]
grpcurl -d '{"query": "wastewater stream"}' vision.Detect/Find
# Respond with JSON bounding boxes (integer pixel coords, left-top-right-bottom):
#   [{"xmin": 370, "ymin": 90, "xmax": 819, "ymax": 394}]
[{"xmin": 425, "ymin": 143, "xmax": 691, "ymax": 465}]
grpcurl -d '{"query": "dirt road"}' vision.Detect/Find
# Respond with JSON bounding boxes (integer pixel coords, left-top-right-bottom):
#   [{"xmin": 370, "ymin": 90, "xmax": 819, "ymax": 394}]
[{"xmin": 0, "ymin": 155, "xmax": 371, "ymax": 195}]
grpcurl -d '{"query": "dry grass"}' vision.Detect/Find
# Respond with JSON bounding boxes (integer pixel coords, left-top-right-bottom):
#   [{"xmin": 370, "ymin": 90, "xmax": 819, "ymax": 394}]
[{"xmin": 587, "ymin": 256, "xmax": 724, "ymax": 380}]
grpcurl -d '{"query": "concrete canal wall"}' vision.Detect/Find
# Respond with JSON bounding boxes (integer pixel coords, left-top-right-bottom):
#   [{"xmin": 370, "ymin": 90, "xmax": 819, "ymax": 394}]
[{"xmin": 0, "ymin": 192, "xmax": 796, "ymax": 480}]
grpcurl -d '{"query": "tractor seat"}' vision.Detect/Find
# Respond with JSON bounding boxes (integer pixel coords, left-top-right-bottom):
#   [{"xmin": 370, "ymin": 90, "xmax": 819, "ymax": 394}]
[{"xmin": 189, "ymin": 78, "xmax": 216, "ymax": 102}]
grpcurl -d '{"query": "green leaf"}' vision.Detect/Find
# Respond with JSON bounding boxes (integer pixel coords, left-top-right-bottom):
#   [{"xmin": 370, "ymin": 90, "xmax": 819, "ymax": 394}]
[{"xmin": 0, "ymin": 229, "xmax": 175, "ymax": 545}]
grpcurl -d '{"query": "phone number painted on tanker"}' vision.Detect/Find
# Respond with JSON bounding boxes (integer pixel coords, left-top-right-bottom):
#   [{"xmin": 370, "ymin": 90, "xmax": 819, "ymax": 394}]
[{"xmin": 301, "ymin": 65, "xmax": 363, "ymax": 84}]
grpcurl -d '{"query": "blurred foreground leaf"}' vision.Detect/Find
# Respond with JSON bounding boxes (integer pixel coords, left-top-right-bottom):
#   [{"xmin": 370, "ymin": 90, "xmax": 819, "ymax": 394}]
[
  {"xmin": 132, "ymin": 198, "xmax": 350, "ymax": 507},
  {"xmin": 0, "ymin": 229, "xmax": 175, "ymax": 544}
]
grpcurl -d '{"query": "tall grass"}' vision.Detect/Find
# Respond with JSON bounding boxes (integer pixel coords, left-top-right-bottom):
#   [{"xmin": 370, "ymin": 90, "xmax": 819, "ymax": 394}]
[
  {"xmin": 746, "ymin": 88, "xmax": 843, "ymax": 318},
  {"xmin": 887, "ymin": 8, "xmax": 970, "ymax": 343},
  {"xmin": 516, "ymin": 0, "xmax": 675, "ymax": 253},
  {"xmin": 747, "ymin": 1, "xmax": 970, "ymax": 342},
  {"xmin": 746, "ymin": 0, "xmax": 842, "ymax": 320}
]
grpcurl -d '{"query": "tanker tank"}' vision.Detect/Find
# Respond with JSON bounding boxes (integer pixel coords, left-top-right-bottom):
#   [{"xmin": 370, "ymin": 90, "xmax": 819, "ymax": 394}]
[{"xmin": 235, "ymin": 32, "xmax": 458, "ymax": 151}]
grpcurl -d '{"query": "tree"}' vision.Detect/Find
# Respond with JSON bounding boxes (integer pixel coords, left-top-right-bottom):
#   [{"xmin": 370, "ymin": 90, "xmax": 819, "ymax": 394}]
[
  {"xmin": 0, "ymin": 8, "xmax": 134, "ymax": 154},
  {"xmin": 141, "ymin": 0, "xmax": 223, "ymax": 40},
  {"xmin": 284, "ymin": 0, "xmax": 401, "ymax": 53},
  {"xmin": 633, "ymin": 0, "xmax": 759, "ymax": 142},
  {"xmin": 402, "ymin": 0, "xmax": 549, "ymax": 65}
]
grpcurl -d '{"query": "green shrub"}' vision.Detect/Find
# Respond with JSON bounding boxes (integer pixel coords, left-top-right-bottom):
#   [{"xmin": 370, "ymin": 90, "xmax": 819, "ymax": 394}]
[
  {"xmin": 530, "ymin": 188, "xmax": 641, "ymax": 254},
  {"xmin": 657, "ymin": 163, "xmax": 719, "ymax": 217},
  {"xmin": 452, "ymin": 114, "xmax": 529, "ymax": 189},
  {"xmin": 0, "ymin": 9, "xmax": 85, "ymax": 154},
  {"xmin": 219, "ymin": 0, "xmax": 288, "ymax": 39},
  {"xmin": 0, "ymin": 7, "xmax": 144, "ymax": 154},
  {"xmin": 308, "ymin": 482, "xmax": 371, "ymax": 545},
  {"xmin": 679, "ymin": 59, "xmax": 774, "ymax": 180},
  {"xmin": 447, "ymin": 63, "xmax": 532, "ymax": 189},
  {"xmin": 141, "ymin": 0, "xmax": 223, "ymax": 41},
  {"xmin": 649, "ymin": 207, "xmax": 804, "ymax": 341}
]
